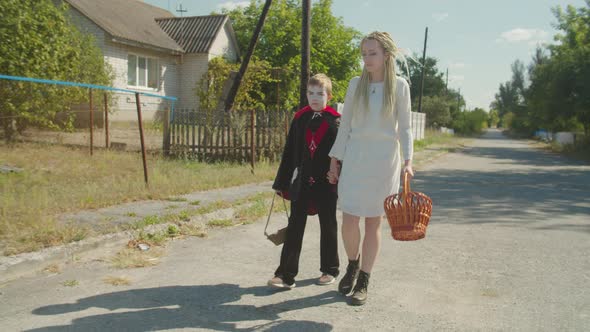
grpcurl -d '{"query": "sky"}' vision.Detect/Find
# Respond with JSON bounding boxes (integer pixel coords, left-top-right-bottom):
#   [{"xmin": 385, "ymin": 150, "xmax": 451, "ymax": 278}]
[{"xmin": 144, "ymin": 0, "xmax": 587, "ymax": 111}]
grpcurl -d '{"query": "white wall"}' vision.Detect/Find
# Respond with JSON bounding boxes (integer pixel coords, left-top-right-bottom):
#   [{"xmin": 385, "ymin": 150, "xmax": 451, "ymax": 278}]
[
  {"xmin": 66, "ymin": 7, "xmax": 241, "ymax": 119},
  {"xmin": 67, "ymin": 6, "xmax": 180, "ymax": 122},
  {"xmin": 411, "ymin": 112, "xmax": 426, "ymax": 140},
  {"xmin": 178, "ymin": 54, "xmax": 209, "ymax": 110},
  {"xmin": 209, "ymin": 23, "xmax": 239, "ymax": 62}
]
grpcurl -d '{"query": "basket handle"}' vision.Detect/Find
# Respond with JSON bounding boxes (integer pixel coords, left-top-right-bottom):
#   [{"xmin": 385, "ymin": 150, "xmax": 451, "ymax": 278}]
[
  {"xmin": 264, "ymin": 193, "xmax": 290, "ymax": 236},
  {"xmin": 402, "ymin": 171, "xmax": 410, "ymax": 198}
]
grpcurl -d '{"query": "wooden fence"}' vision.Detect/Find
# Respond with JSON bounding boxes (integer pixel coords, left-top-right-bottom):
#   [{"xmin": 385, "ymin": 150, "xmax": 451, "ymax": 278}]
[{"xmin": 163, "ymin": 109, "xmax": 291, "ymax": 163}]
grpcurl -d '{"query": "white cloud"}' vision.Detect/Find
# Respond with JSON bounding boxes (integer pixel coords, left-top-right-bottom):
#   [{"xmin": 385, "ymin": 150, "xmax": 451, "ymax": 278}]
[
  {"xmin": 448, "ymin": 74, "xmax": 465, "ymax": 83},
  {"xmin": 496, "ymin": 28, "xmax": 549, "ymax": 44},
  {"xmin": 218, "ymin": 1, "xmax": 250, "ymax": 11},
  {"xmin": 449, "ymin": 62, "xmax": 467, "ymax": 69},
  {"xmin": 432, "ymin": 13, "xmax": 449, "ymax": 22}
]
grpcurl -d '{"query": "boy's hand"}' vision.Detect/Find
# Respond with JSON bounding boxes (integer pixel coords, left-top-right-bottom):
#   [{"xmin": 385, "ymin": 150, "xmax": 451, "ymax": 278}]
[
  {"xmin": 327, "ymin": 170, "xmax": 339, "ymax": 184},
  {"xmin": 327, "ymin": 158, "xmax": 340, "ymax": 184}
]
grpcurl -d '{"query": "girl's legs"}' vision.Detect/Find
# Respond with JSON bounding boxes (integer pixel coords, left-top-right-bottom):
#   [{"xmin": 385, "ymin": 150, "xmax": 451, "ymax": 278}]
[
  {"xmin": 339, "ymin": 212, "xmax": 361, "ymax": 294},
  {"xmin": 360, "ymin": 216, "xmax": 382, "ymax": 273},
  {"xmin": 350, "ymin": 215, "xmax": 381, "ymax": 306},
  {"xmin": 341, "ymin": 212, "xmax": 361, "ymax": 260}
]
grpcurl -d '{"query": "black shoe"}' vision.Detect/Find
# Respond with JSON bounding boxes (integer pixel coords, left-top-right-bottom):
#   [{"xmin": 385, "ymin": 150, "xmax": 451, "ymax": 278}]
[
  {"xmin": 338, "ymin": 256, "xmax": 360, "ymax": 295},
  {"xmin": 350, "ymin": 270, "xmax": 370, "ymax": 306}
]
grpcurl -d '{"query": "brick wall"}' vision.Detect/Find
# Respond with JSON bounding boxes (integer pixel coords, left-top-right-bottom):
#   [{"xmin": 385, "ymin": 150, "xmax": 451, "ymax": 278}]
[
  {"xmin": 66, "ymin": 6, "xmax": 180, "ymax": 122},
  {"xmin": 65, "ymin": 6, "xmax": 240, "ymax": 121}
]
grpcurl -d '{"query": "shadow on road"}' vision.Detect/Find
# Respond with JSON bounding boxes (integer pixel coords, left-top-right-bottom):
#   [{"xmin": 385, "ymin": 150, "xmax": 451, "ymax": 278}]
[
  {"xmin": 407, "ymin": 129, "xmax": 590, "ymax": 233},
  {"xmin": 461, "ymin": 145, "xmax": 587, "ymax": 167},
  {"xmin": 28, "ymin": 283, "xmax": 340, "ymax": 331},
  {"xmin": 412, "ymin": 167, "xmax": 590, "ymax": 233}
]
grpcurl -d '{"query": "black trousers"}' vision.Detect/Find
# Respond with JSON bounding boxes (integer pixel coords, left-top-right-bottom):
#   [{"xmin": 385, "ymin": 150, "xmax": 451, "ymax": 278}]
[{"xmin": 274, "ymin": 190, "xmax": 339, "ymax": 284}]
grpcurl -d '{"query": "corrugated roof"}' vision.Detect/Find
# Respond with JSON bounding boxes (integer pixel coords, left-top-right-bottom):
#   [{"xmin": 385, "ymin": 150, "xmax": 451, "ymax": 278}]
[
  {"xmin": 156, "ymin": 15, "xmax": 228, "ymax": 54},
  {"xmin": 65, "ymin": 0, "xmax": 183, "ymax": 53}
]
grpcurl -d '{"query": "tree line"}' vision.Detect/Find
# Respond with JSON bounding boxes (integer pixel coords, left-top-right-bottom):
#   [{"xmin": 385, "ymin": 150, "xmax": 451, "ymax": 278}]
[
  {"xmin": 0, "ymin": 0, "xmax": 112, "ymax": 142},
  {"xmin": 492, "ymin": 1, "xmax": 589, "ymax": 138},
  {"xmin": 204, "ymin": 0, "xmax": 487, "ymax": 135},
  {"xmin": 1, "ymin": 0, "xmax": 490, "ymax": 143}
]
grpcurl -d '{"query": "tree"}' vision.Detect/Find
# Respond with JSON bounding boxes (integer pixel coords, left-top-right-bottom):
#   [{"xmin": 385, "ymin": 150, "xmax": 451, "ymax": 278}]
[
  {"xmin": 496, "ymin": 1, "xmax": 590, "ymax": 136},
  {"xmin": 510, "ymin": 60, "xmax": 527, "ymax": 102},
  {"xmin": 219, "ymin": 0, "xmax": 361, "ymax": 110},
  {"xmin": 197, "ymin": 57, "xmax": 276, "ymax": 112},
  {"xmin": 404, "ymin": 55, "xmax": 447, "ymax": 106},
  {"xmin": 420, "ymin": 95, "xmax": 451, "ymax": 128},
  {"xmin": 548, "ymin": 2, "xmax": 590, "ymax": 135},
  {"xmin": 0, "ymin": 0, "xmax": 112, "ymax": 142},
  {"xmin": 452, "ymin": 108, "xmax": 489, "ymax": 135},
  {"xmin": 401, "ymin": 52, "xmax": 466, "ymax": 131},
  {"xmin": 488, "ymin": 109, "xmax": 500, "ymax": 128},
  {"xmin": 492, "ymin": 81, "xmax": 520, "ymax": 124}
]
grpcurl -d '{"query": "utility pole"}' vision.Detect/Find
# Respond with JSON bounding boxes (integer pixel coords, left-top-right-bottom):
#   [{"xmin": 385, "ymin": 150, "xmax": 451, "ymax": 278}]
[
  {"xmin": 445, "ymin": 68, "xmax": 449, "ymax": 92},
  {"xmin": 457, "ymin": 88, "xmax": 461, "ymax": 112},
  {"xmin": 299, "ymin": 0, "xmax": 311, "ymax": 109},
  {"xmin": 417, "ymin": 27, "xmax": 428, "ymax": 114},
  {"xmin": 225, "ymin": 0, "xmax": 273, "ymax": 112}
]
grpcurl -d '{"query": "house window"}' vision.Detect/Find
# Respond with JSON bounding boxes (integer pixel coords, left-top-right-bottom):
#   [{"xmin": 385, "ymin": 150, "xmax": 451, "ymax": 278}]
[{"xmin": 127, "ymin": 54, "xmax": 158, "ymax": 89}]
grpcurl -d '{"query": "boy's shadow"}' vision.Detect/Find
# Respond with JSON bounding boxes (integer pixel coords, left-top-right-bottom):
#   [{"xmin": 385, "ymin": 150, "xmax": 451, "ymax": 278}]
[{"xmin": 28, "ymin": 280, "xmax": 341, "ymax": 331}]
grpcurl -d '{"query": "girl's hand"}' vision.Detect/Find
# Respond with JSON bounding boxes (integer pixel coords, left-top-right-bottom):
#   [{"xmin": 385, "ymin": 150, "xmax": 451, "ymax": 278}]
[{"xmin": 401, "ymin": 160, "xmax": 414, "ymax": 181}]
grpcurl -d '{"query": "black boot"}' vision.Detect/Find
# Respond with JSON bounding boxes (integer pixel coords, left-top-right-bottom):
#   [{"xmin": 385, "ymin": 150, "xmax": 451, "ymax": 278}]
[
  {"xmin": 338, "ymin": 256, "xmax": 360, "ymax": 295},
  {"xmin": 350, "ymin": 270, "xmax": 370, "ymax": 306}
]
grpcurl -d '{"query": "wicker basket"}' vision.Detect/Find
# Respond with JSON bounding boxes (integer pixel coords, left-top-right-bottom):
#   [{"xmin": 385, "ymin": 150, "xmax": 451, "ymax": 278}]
[{"xmin": 384, "ymin": 172, "xmax": 432, "ymax": 241}]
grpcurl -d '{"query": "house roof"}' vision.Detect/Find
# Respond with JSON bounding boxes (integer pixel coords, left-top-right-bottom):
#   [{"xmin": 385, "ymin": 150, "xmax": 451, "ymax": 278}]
[
  {"xmin": 64, "ymin": 0, "xmax": 184, "ymax": 53},
  {"xmin": 156, "ymin": 15, "xmax": 239, "ymax": 55}
]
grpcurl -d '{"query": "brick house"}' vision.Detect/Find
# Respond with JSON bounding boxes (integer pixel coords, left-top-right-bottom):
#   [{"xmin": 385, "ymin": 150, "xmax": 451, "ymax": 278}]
[{"xmin": 62, "ymin": 0, "xmax": 240, "ymax": 121}]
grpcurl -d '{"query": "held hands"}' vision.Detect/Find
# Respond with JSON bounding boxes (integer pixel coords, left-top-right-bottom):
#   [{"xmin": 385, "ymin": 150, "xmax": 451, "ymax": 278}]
[{"xmin": 326, "ymin": 157, "xmax": 340, "ymax": 184}]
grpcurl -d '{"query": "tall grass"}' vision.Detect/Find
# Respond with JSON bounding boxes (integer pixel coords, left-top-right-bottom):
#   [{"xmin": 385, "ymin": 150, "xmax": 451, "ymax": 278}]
[{"xmin": 0, "ymin": 141, "xmax": 277, "ymax": 255}]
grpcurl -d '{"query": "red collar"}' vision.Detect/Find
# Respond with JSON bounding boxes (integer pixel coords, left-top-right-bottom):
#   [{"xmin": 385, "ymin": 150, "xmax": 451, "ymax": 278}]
[{"xmin": 293, "ymin": 105, "xmax": 340, "ymax": 120}]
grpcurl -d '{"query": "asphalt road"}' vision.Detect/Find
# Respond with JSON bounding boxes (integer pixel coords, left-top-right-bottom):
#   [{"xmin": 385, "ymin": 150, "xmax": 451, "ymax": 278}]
[{"xmin": 1, "ymin": 129, "xmax": 588, "ymax": 331}]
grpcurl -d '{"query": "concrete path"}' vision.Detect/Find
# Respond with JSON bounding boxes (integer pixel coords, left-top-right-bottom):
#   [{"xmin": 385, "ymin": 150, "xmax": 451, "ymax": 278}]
[{"xmin": 1, "ymin": 129, "xmax": 588, "ymax": 331}]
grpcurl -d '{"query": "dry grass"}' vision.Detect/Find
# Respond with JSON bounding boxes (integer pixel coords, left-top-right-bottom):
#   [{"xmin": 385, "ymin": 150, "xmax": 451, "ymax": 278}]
[
  {"xmin": 414, "ymin": 129, "xmax": 467, "ymax": 153},
  {"xmin": 103, "ymin": 276, "xmax": 132, "ymax": 286},
  {"xmin": 481, "ymin": 288, "xmax": 500, "ymax": 297},
  {"xmin": 207, "ymin": 219, "xmax": 234, "ymax": 227},
  {"xmin": 0, "ymin": 141, "xmax": 277, "ymax": 255},
  {"xmin": 110, "ymin": 247, "xmax": 164, "ymax": 269},
  {"xmin": 545, "ymin": 140, "xmax": 590, "ymax": 162},
  {"xmin": 1, "ymin": 130, "xmax": 463, "ymax": 256},
  {"xmin": 233, "ymin": 196, "xmax": 269, "ymax": 224},
  {"xmin": 43, "ymin": 263, "xmax": 61, "ymax": 274},
  {"xmin": 62, "ymin": 280, "xmax": 79, "ymax": 287},
  {"xmin": 178, "ymin": 223, "xmax": 207, "ymax": 237}
]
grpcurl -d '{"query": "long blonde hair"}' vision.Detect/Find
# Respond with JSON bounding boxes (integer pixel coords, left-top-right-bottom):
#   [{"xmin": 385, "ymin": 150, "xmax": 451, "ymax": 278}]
[{"xmin": 353, "ymin": 31, "xmax": 398, "ymax": 118}]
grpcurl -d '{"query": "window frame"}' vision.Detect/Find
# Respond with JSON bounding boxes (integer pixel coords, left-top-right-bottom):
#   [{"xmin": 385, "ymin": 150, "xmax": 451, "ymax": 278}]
[{"xmin": 127, "ymin": 53, "xmax": 159, "ymax": 90}]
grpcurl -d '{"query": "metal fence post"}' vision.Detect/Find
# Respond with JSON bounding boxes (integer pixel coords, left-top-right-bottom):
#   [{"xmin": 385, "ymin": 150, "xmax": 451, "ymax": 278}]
[{"xmin": 135, "ymin": 93, "xmax": 149, "ymax": 185}]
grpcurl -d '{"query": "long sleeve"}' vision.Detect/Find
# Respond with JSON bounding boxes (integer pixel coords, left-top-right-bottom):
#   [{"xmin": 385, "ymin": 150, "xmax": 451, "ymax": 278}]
[
  {"xmin": 272, "ymin": 118, "xmax": 297, "ymax": 191},
  {"xmin": 329, "ymin": 77, "xmax": 359, "ymax": 160},
  {"xmin": 396, "ymin": 77, "xmax": 413, "ymax": 161}
]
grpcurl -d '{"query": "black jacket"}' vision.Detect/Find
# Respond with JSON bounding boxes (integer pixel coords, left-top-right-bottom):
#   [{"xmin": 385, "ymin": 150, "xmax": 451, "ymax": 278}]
[{"xmin": 272, "ymin": 105, "xmax": 341, "ymax": 206}]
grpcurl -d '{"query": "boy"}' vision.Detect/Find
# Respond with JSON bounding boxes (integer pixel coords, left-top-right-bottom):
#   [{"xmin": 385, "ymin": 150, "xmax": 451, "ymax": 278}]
[{"xmin": 268, "ymin": 73, "xmax": 341, "ymax": 289}]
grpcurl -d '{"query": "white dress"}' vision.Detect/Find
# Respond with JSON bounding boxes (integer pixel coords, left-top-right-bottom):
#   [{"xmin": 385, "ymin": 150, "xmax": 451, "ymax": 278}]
[{"xmin": 329, "ymin": 76, "xmax": 413, "ymax": 217}]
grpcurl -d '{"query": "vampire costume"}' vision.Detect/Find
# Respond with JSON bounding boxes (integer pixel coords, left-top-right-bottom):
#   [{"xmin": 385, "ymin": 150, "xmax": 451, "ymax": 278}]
[{"xmin": 271, "ymin": 105, "xmax": 341, "ymax": 285}]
